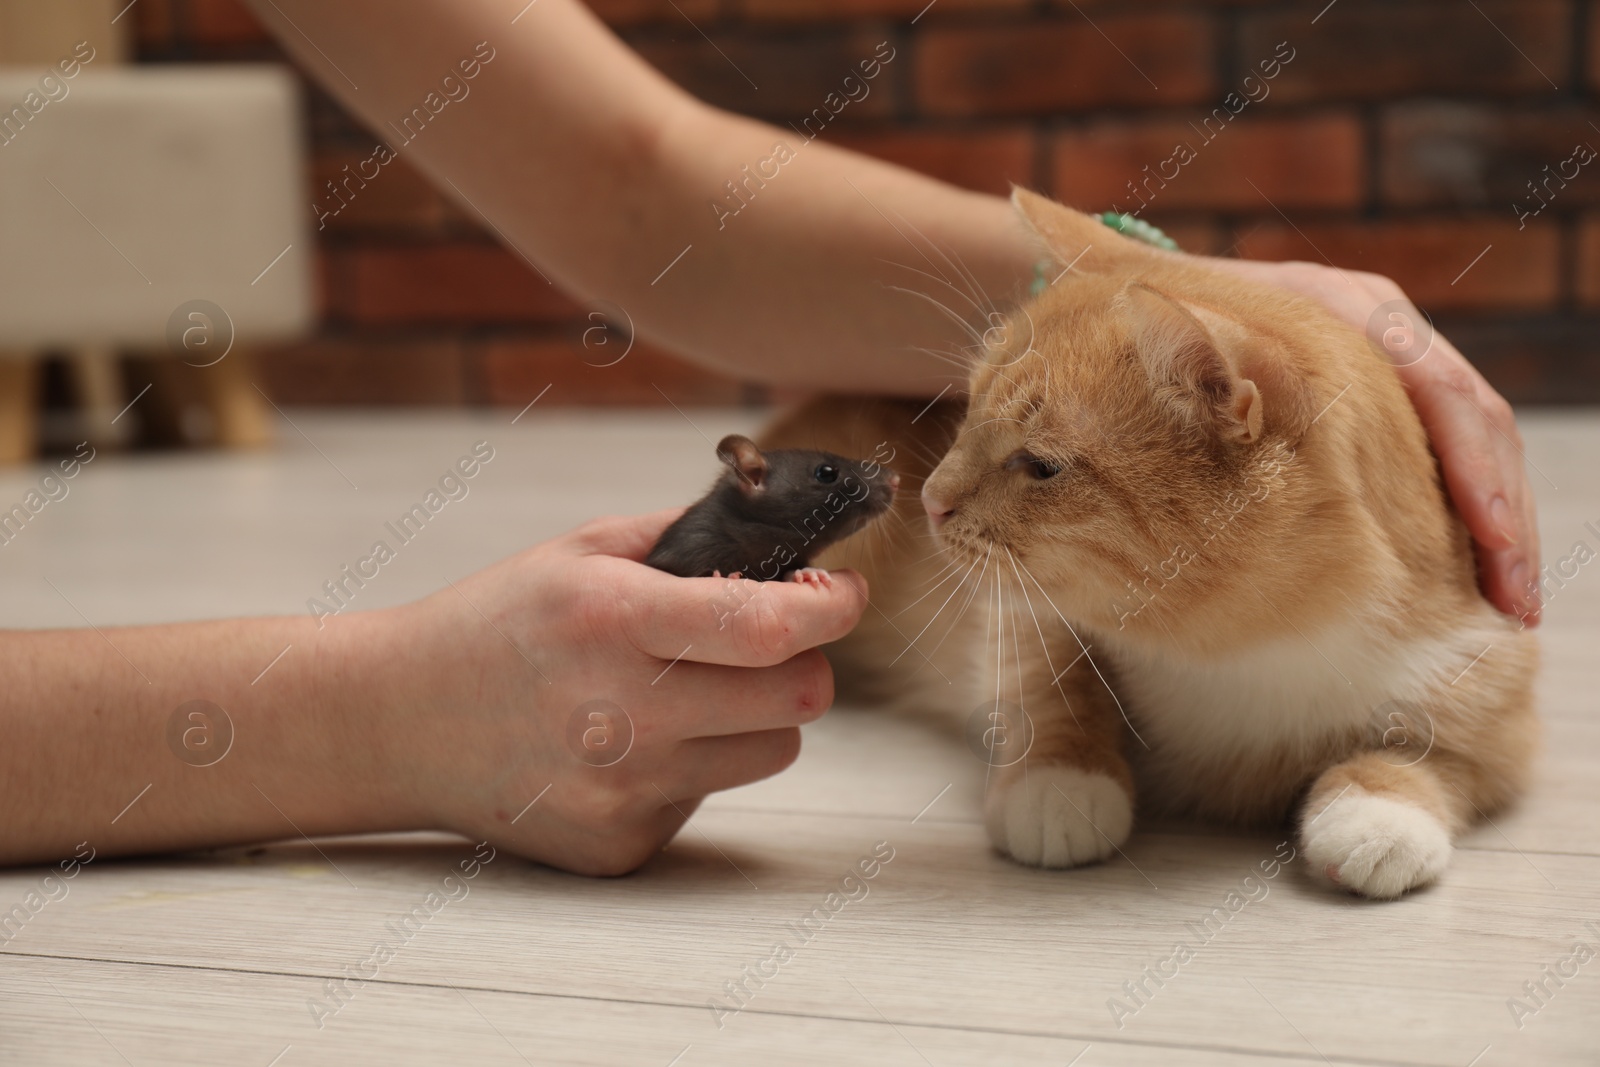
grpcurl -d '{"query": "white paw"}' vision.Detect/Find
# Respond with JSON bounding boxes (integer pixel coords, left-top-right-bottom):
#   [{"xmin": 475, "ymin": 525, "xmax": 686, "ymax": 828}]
[
  {"xmin": 1301, "ymin": 790, "xmax": 1452, "ymax": 899},
  {"xmin": 787, "ymin": 567, "xmax": 832, "ymax": 588},
  {"xmin": 986, "ymin": 767, "xmax": 1133, "ymax": 869}
]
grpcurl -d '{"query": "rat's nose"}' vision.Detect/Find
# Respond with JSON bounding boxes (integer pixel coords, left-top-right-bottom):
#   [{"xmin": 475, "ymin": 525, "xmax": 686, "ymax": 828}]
[
  {"xmin": 922, "ymin": 485, "xmax": 955, "ymax": 529},
  {"xmin": 887, "ymin": 472, "xmax": 901, "ymax": 491}
]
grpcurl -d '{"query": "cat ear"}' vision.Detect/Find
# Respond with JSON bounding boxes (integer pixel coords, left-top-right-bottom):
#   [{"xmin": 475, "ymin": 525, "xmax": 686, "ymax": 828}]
[
  {"xmin": 1122, "ymin": 282, "xmax": 1263, "ymax": 444},
  {"xmin": 1011, "ymin": 186, "xmax": 1156, "ymax": 275},
  {"xmin": 716, "ymin": 434, "xmax": 769, "ymax": 493}
]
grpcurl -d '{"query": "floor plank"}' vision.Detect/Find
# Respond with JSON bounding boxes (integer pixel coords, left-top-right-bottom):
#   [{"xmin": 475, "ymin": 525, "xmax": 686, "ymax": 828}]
[{"xmin": 1, "ymin": 408, "xmax": 1597, "ymax": 1065}]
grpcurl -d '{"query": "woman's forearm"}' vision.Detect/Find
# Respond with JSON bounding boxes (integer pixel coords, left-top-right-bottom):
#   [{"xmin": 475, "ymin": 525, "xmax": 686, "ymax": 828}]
[
  {"xmin": 0, "ymin": 612, "xmax": 414, "ymax": 865},
  {"xmin": 244, "ymin": 0, "xmax": 1039, "ymax": 394}
]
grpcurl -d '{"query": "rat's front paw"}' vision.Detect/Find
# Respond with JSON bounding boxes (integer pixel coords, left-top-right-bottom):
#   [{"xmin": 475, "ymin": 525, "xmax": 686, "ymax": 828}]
[
  {"xmin": 986, "ymin": 766, "xmax": 1133, "ymax": 869},
  {"xmin": 787, "ymin": 567, "xmax": 832, "ymax": 588},
  {"xmin": 1300, "ymin": 789, "xmax": 1451, "ymax": 899}
]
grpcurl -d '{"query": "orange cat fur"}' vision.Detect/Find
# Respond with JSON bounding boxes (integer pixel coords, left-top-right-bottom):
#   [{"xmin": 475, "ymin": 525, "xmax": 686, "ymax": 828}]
[{"xmin": 758, "ymin": 189, "xmax": 1538, "ymax": 899}]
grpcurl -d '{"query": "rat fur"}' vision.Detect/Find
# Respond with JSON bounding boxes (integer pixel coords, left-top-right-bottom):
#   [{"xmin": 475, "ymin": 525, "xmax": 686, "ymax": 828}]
[{"xmin": 646, "ymin": 434, "xmax": 898, "ymax": 581}]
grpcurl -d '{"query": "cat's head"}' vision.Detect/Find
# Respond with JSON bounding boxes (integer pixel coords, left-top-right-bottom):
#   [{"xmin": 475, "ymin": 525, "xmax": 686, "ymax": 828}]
[{"xmin": 923, "ymin": 189, "xmax": 1399, "ymax": 646}]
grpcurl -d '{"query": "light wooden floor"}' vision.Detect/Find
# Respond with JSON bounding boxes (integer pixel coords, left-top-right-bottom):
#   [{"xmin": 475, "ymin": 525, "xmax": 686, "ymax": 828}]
[{"xmin": 2, "ymin": 408, "xmax": 1598, "ymax": 1066}]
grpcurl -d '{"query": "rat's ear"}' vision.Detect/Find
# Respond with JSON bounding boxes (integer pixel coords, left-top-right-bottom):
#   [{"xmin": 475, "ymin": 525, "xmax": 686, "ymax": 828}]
[
  {"xmin": 716, "ymin": 434, "xmax": 768, "ymax": 493},
  {"xmin": 1121, "ymin": 282, "xmax": 1263, "ymax": 445}
]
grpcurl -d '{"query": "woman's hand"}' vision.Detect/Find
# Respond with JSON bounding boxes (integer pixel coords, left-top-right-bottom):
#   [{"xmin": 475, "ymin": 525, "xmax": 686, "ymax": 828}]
[
  {"xmin": 1207, "ymin": 258, "xmax": 1541, "ymax": 625},
  {"xmin": 387, "ymin": 510, "xmax": 867, "ymax": 875}
]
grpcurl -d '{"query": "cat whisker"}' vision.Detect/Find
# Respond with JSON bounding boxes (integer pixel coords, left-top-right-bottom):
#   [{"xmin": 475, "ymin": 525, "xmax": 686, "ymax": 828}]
[
  {"xmin": 889, "ymin": 552, "xmax": 981, "ymax": 666},
  {"xmin": 905, "ymin": 344, "xmax": 979, "ymax": 380},
  {"xmin": 1004, "ymin": 546, "xmax": 1084, "ymax": 731},
  {"xmin": 967, "ymin": 415, "xmax": 1028, "ymax": 432},
  {"xmin": 882, "ymin": 207, "xmax": 1007, "ymax": 328},
  {"xmin": 1006, "ymin": 567, "xmax": 1028, "ymax": 729},
  {"xmin": 924, "ymin": 542, "xmax": 992, "ymax": 663},
  {"xmin": 985, "ymin": 562, "xmax": 1007, "ymax": 790},
  {"xmin": 884, "ymin": 259, "xmax": 993, "ymax": 324},
  {"xmin": 887, "ymin": 285, "xmax": 987, "ymax": 348},
  {"xmin": 939, "ymin": 243, "xmax": 1005, "ymax": 327},
  {"xmin": 891, "ymin": 556, "xmax": 967, "ymax": 617},
  {"xmin": 1010, "ymin": 553, "xmax": 1150, "ymax": 751}
]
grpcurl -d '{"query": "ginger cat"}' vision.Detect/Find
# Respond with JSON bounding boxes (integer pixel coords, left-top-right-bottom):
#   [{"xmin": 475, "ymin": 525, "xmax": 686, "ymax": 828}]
[{"xmin": 760, "ymin": 189, "xmax": 1538, "ymax": 899}]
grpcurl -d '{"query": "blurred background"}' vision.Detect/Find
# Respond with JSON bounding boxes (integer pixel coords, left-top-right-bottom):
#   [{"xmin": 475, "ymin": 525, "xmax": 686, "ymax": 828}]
[{"xmin": 4, "ymin": 0, "xmax": 1598, "ymax": 463}]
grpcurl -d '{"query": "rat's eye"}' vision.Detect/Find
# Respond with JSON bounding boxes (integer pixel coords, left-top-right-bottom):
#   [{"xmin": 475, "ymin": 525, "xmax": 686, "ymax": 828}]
[
  {"xmin": 1006, "ymin": 452, "xmax": 1062, "ymax": 480},
  {"xmin": 813, "ymin": 463, "xmax": 839, "ymax": 484}
]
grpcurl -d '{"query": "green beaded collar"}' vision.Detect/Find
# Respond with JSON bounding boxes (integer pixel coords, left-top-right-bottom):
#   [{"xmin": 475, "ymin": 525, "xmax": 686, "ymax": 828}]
[{"xmin": 1030, "ymin": 213, "xmax": 1179, "ymax": 296}]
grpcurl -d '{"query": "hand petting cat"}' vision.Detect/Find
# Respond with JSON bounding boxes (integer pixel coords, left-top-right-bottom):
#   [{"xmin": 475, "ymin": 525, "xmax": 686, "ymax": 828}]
[{"xmin": 1207, "ymin": 258, "xmax": 1540, "ymax": 626}]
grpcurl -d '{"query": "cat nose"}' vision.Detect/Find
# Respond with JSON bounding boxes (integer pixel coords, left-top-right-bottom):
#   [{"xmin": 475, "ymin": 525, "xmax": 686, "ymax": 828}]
[{"xmin": 922, "ymin": 485, "xmax": 955, "ymax": 528}]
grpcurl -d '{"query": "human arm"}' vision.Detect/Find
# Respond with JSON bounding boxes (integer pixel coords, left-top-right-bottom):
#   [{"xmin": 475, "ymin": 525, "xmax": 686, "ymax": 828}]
[
  {"xmin": 243, "ymin": 0, "xmax": 1538, "ymax": 619},
  {"xmin": 0, "ymin": 512, "xmax": 863, "ymax": 873}
]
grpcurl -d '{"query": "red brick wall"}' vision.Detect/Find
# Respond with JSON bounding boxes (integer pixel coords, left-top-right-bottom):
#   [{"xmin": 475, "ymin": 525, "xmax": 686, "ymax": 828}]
[{"xmin": 135, "ymin": 0, "xmax": 1600, "ymax": 405}]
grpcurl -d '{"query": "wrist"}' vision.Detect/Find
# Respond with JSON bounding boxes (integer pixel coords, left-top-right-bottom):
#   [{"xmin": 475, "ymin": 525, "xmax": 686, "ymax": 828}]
[{"xmin": 315, "ymin": 603, "xmax": 439, "ymax": 833}]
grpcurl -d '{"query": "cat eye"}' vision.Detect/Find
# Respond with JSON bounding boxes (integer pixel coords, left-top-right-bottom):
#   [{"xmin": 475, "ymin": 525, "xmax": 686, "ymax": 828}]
[
  {"xmin": 814, "ymin": 463, "xmax": 839, "ymax": 484},
  {"xmin": 1007, "ymin": 452, "xmax": 1062, "ymax": 480}
]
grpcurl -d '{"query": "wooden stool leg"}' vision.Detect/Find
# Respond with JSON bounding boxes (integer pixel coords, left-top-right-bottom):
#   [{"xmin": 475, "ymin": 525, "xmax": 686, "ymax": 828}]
[
  {"xmin": 200, "ymin": 349, "xmax": 274, "ymax": 448},
  {"xmin": 66, "ymin": 346, "xmax": 127, "ymax": 450},
  {"xmin": 0, "ymin": 358, "xmax": 39, "ymax": 464}
]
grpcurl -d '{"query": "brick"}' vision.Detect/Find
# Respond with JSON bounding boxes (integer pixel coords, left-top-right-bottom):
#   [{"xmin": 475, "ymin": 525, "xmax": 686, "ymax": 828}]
[
  {"xmin": 310, "ymin": 150, "xmax": 451, "ymax": 233},
  {"xmin": 476, "ymin": 336, "xmax": 751, "ymax": 407},
  {"xmin": 300, "ymin": 83, "xmax": 379, "ymax": 145},
  {"xmin": 1231, "ymin": 219, "xmax": 1560, "ymax": 311},
  {"xmin": 186, "ymin": 0, "xmax": 272, "ymax": 46},
  {"xmin": 256, "ymin": 337, "xmax": 468, "ymax": 405},
  {"xmin": 1051, "ymin": 112, "xmax": 1362, "ymax": 214},
  {"xmin": 827, "ymin": 128, "xmax": 1035, "ymax": 195},
  {"xmin": 633, "ymin": 30, "xmax": 899, "ymax": 120},
  {"xmin": 1576, "ymin": 214, "xmax": 1600, "ymax": 306},
  {"xmin": 1592, "ymin": 0, "xmax": 1600, "ymax": 93},
  {"xmin": 332, "ymin": 244, "xmax": 582, "ymax": 326},
  {"xmin": 733, "ymin": 0, "xmax": 1025, "ymax": 22},
  {"xmin": 915, "ymin": 13, "xmax": 1215, "ymax": 117},
  {"xmin": 133, "ymin": 0, "xmax": 177, "ymax": 52},
  {"xmin": 1381, "ymin": 103, "xmax": 1600, "ymax": 210},
  {"xmin": 1143, "ymin": 218, "xmax": 1228, "ymax": 257},
  {"xmin": 1432, "ymin": 314, "xmax": 1600, "ymax": 404},
  {"xmin": 1059, "ymin": 0, "xmax": 1275, "ymax": 7},
  {"xmin": 586, "ymin": 0, "xmax": 716, "ymax": 27},
  {"xmin": 1238, "ymin": 1, "xmax": 1570, "ymax": 104}
]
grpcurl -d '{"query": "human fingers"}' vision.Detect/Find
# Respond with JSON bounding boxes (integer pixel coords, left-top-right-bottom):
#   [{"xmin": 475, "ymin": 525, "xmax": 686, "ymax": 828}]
[
  {"xmin": 663, "ymin": 727, "xmax": 805, "ymax": 797},
  {"xmin": 644, "ymin": 648, "xmax": 834, "ymax": 737},
  {"xmin": 515, "ymin": 798, "xmax": 696, "ymax": 878},
  {"xmin": 1391, "ymin": 335, "xmax": 1540, "ymax": 620},
  {"xmin": 561, "ymin": 508, "xmax": 688, "ymax": 562},
  {"xmin": 623, "ymin": 566, "xmax": 868, "ymax": 667},
  {"xmin": 1207, "ymin": 259, "xmax": 1542, "ymax": 620}
]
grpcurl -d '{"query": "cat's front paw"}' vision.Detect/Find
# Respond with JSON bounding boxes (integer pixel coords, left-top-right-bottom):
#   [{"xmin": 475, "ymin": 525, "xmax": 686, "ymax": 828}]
[
  {"xmin": 986, "ymin": 766, "xmax": 1133, "ymax": 869},
  {"xmin": 1300, "ymin": 789, "xmax": 1452, "ymax": 899}
]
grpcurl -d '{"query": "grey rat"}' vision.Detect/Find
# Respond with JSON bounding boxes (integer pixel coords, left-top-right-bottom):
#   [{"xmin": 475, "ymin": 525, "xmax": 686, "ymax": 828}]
[{"xmin": 646, "ymin": 434, "xmax": 899, "ymax": 584}]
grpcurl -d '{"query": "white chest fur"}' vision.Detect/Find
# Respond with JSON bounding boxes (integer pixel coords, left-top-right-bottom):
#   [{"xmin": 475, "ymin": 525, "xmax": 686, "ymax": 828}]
[{"xmin": 1088, "ymin": 613, "xmax": 1503, "ymax": 817}]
